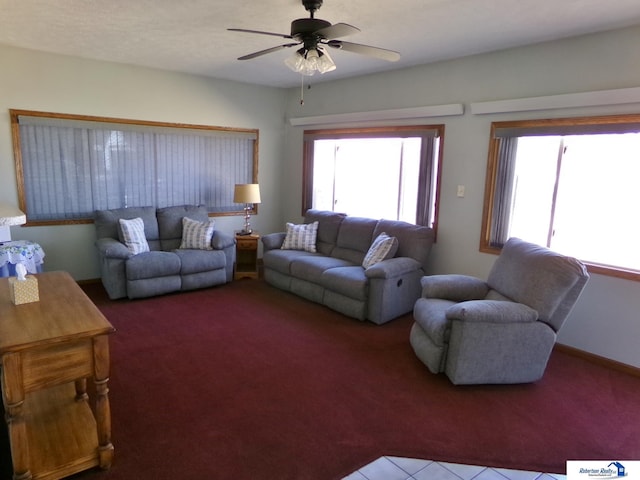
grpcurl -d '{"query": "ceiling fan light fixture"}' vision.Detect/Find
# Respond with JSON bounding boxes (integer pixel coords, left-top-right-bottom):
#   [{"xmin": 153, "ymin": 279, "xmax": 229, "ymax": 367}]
[
  {"xmin": 284, "ymin": 47, "xmax": 336, "ymax": 76},
  {"xmin": 284, "ymin": 48, "xmax": 307, "ymax": 74},
  {"xmin": 316, "ymin": 47, "xmax": 336, "ymax": 73},
  {"xmin": 231, "ymin": 0, "xmax": 401, "ymax": 77}
]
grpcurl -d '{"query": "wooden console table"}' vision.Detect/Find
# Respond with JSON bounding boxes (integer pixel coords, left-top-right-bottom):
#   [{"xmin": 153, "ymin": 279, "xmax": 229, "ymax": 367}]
[{"xmin": 0, "ymin": 271, "xmax": 115, "ymax": 480}]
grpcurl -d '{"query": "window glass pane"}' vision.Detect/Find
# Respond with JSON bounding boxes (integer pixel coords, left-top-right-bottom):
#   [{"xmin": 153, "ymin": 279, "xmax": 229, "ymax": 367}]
[
  {"xmin": 509, "ymin": 133, "xmax": 640, "ymax": 270},
  {"xmin": 312, "ymin": 137, "xmax": 421, "ymax": 222},
  {"xmin": 552, "ymin": 133, "xmax": 640, "ymax": 270},
  {"xmin": 509, "ymin": 136, "xmax": 560, "ymax": 246},
  {"xmin": 334, "ymin": 138, "xmax": 402, "ymax": 219}
]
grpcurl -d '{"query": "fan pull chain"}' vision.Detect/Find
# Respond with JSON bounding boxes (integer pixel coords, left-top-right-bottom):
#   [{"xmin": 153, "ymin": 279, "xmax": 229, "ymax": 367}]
[{"xmin": 300, "ymin": 74, "xmax": 305, "ymax": 105}]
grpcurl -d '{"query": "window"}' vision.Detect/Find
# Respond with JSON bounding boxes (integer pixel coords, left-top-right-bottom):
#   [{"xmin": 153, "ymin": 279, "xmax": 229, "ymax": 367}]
[
  {"xmin": 481, "ymin": 114, "xmax": 640, "ymax": 280},
  {"xmin": 11, "ymin": 110, "xmax": 259, "ymax": 224},
  {"xmin": 302, "ymin": 126, "xmax": 443, "ymax": 230}
]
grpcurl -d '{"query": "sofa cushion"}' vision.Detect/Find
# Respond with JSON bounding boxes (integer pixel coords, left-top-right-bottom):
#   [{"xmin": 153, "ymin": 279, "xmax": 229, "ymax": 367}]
[
  {"xmin": 95, "ymin": 206, "xmax": 160, "ymax": 250},
  {"xmin": 487, "ymin": 237, "xmax": 581, "ymax": 323},
  {"xmin": 263, "ymin": 249, "xmax": 318, "ymax": 275},
  {"xmin": 119, "ymin": 217, "xmax": 150, "ymax": 255},
  {"xmin": 304, "ymin": 209, "xmax": 347, "ymax": 256},
  {"xmin": 157, "ymin": 205, "xmax": 210, "ymax": 251},
  {"xmin": 175, "ymin": 249, "xmax": 226, "ymax": 274},
  {"xmin": 446, "ymin": 300, "xmax": 539, "ymax": 324},
  {"xmin": 282, "ymin": 221, "xmax": 319, "ymax": 252},
  {"xmin": 362, "ymin": 232, "xmax": 398, "ymax": 269},
  {"xmin": 320, "ymin": 266, "xmax": 368, "ymax": 301},
  {"xmin": 413, "ymin": 298, "xmax": 457, "ymax": 347},
  {"xmin": 262, "ymin": 232, "xmax": 287, "ymax": 251},
  {"xmin": 421, "ymin": 274, "xmax": 489, "ymax": 301},
  {"xmin": 374, "ymin": 220, "xmax": 434, "ymax": 271},
  {"xmin": 126, "ymin": 251, "xmax": 181, "ymax": 280},
  {"xmin": 290, "ymin": 255, "xmax": 353, "ymax": 283},
  {"xmin": 179, "ymin": 217, "xmax": 215, "ymax": 250},
  {"xmin": 331, "ymin": 217, "xmax": 378, "ymax": 264}
]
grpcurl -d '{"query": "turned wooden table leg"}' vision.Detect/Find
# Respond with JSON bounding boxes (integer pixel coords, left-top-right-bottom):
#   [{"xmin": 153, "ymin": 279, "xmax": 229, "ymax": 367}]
[
  {"xmin": 74, "ymin": 378, "xmax": 88, "ymax": 402},
  {"xmin": 93, "ymin": 335, "xmax": 114, "ymax": 469},
  {"xmin": 2, "ymin": 353, "xmax": 32, "ymax": 480}
]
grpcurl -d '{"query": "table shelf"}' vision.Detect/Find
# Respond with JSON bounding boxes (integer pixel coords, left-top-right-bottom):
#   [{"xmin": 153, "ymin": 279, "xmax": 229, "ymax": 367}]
[{"xmin": 24, "ymin": 383, "xmax": 100, "ymax": 480}]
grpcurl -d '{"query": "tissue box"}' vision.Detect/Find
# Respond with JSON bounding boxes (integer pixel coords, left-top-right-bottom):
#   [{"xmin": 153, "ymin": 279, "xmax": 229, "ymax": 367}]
[{"xmin": 9, "ymin": 275, "xmax": 40, "ymax": 305}]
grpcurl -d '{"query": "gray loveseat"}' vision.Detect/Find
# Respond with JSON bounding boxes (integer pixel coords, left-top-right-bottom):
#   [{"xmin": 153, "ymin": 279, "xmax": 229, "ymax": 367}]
[
  {"xmin": 262, "ymin": 209, "xmax": 435, "ymax": 324},
  {"xmin": 95, "ymin": 205, "xmax": 235, "ymax": 299}
]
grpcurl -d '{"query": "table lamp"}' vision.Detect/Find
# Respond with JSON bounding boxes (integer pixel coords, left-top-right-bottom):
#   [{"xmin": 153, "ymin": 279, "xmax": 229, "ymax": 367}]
[
  {"xmin": 0, "ymin": 203, "xmax": 26, "ymax": 244},
  {"xmin": 233, "ymin": 184, "xmax": 261, "ymax": 235}
]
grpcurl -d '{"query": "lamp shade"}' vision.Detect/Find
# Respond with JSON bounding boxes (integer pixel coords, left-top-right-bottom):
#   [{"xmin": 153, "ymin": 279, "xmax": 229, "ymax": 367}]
[
  {"xmin": 0, "ymin": 203, "xmax": 26, "ymax": 243},
  {"xmin": 0, "ymin": 203, "xmax": 26, "ymax": 226},
  {"xmin": 233, "ymin": 184, "xmax": 261, "ymax": 204}
]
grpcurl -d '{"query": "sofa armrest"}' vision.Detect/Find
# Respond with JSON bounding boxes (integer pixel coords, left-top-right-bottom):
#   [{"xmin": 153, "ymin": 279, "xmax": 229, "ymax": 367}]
[
  {"xmin": 365, "ymin": 257, "xmax": 422, "ymax": 279},
  {"xmin": 421, "ymin": 274, "xmax": 489, "ymax": 301},
  {"xmin": 446, "ymin": 300, "xmax": 538, "ymax": 324},
  {"xmin": 95, "ymin": 238, "xmax": 131, "ymax": 259},
  {"xmin": 262, "ymin": 232, "xmax": 286, "ymax": 251},
  {"xmin": 211, "ymin": 231, "xmax": 235, "ymax": 250}
]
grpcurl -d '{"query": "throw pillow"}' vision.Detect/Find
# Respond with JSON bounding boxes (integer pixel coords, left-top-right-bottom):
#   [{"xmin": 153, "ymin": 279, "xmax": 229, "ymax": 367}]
[
  {"xmin": 119, "ymin": 217, "xmax": 150, "ymax": 255},
  {"xmin": 180, "ymin": 217, "xmax": 216, "ymax": 250},
  {"xmin": 362, "ymin": 232, "xmax": 399, "ymax": 269},
  {"xmin": 281, "ymin": 221, "xmax": 319, "ymax": 253}
]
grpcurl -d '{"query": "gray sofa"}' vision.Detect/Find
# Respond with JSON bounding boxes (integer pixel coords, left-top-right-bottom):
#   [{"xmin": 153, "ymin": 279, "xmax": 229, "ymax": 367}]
[
  {"xmin": 262, "ymin": 209, "xmax": 435, "ymax": 324},
  {"xmin": 95, "ymin": 205, "xmax": 235, "ymax": 299}
]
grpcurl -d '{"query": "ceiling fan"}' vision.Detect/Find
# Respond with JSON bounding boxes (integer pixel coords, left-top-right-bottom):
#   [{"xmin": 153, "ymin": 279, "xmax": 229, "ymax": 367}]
[{"xmin": 228, "ymin": 0, "xmax": 400, "ymax": 76}]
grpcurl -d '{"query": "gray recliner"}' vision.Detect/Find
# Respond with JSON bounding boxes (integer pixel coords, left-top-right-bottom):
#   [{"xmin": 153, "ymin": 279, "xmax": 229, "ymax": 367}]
[{"xmin": 410, "ymin": 237, "xmax": 589, "ymax": 384}]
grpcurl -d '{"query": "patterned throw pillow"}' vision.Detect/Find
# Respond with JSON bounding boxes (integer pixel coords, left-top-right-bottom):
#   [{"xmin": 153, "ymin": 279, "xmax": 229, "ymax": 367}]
[
  {"xmin": 180, "ymin": 217, "xmax": 216, "ymax": 250},
  {"xmin": 281, "ymin": 221, "xmax": 319, "ymax": 253},
  {"xmin": 362, "ymin": 232, "xmax": 399, "ymax": 269},
  {"xmin": 119, "ymin": 217, "xmax": 150, "ymax": 255}
]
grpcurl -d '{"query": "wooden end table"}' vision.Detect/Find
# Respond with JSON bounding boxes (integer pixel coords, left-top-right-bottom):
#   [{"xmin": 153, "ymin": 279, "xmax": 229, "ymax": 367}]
[
  {"xmin": 0, "ymin": 271, "xmax": 115, "ymax": 480},
  {"xmin": 234, "ymin": 232, "xmax": 259, "ymax": 279}
]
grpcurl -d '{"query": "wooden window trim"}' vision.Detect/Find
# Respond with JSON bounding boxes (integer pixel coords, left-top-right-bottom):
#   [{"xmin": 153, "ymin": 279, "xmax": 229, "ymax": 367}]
[
  {"xmin": 11, "ymin": 109, "xmax": 259, "ymax": 226},
  {"xmin": 481, "ymin": 113, "xmax": 640, "ymax": 282},
  {"xmin": 301, "ymin": 124, "xmax": 444, "ymax": 236}
]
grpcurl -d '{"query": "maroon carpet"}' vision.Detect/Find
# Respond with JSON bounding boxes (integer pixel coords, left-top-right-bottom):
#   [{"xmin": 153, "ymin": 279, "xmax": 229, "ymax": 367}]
[{"xmin": 3, "ymin": 279, "xmax": 640, "ymax": 479}]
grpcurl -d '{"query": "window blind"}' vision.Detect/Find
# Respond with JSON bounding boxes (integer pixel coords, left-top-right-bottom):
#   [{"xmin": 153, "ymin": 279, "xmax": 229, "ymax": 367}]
[{"xmin": 12, "ymin": 111, "xmax": 258, "ymax": 222}]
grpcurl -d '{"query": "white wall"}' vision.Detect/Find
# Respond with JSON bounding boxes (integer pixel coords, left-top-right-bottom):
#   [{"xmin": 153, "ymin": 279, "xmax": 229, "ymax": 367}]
[
  {"xmin": 0, "ymin": 44, "xmax": 287, "ymax": 280},
  {"xmin": 282, "ymin": 26, "xmax": 640, "ymax": 368}
]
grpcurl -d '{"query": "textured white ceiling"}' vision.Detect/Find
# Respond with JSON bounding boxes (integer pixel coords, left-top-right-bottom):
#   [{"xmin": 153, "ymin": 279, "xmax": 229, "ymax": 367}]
[{"xmin": 1, "ymin": 0, "xmax": 640, "ymax": 88}]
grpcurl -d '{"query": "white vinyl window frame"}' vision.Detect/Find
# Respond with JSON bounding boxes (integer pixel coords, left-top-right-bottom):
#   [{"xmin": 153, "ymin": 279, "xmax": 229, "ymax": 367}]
[
  {"xmin": 11, "ymin": 110, "xmax": 259, "ymax": 225},
  {"xmin": 481, "ymin": 114, "xmax": 640, "ymax": 282}
]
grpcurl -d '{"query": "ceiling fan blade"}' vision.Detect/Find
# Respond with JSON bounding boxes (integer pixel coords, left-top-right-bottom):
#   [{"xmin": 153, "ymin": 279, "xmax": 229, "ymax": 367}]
[
  {"xmin": 228, "ymin": 28, "xmax": 293, "ymax": 40},
  {"xmin": 326, "ymin": 40, "xmax": 401, "ymax": 62},
  {"xmin": 314, "ymin": 22, "xmax": 360, "ymax": 40},
  {"xmin": 237, "ymin": 43, "xmax": 300, "ymax": 61}
]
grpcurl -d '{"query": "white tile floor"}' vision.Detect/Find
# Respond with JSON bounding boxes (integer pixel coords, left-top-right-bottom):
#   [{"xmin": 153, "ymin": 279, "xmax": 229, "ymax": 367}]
[{"xmin": 343, "ymin": 456, "xmax": 567, "ymax": 480}]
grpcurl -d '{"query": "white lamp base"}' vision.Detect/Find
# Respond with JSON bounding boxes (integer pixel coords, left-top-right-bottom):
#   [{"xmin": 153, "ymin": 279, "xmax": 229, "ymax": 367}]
[{"xmin": 0, "ymin": 225, "xmax": 11, "ymax": 244}]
